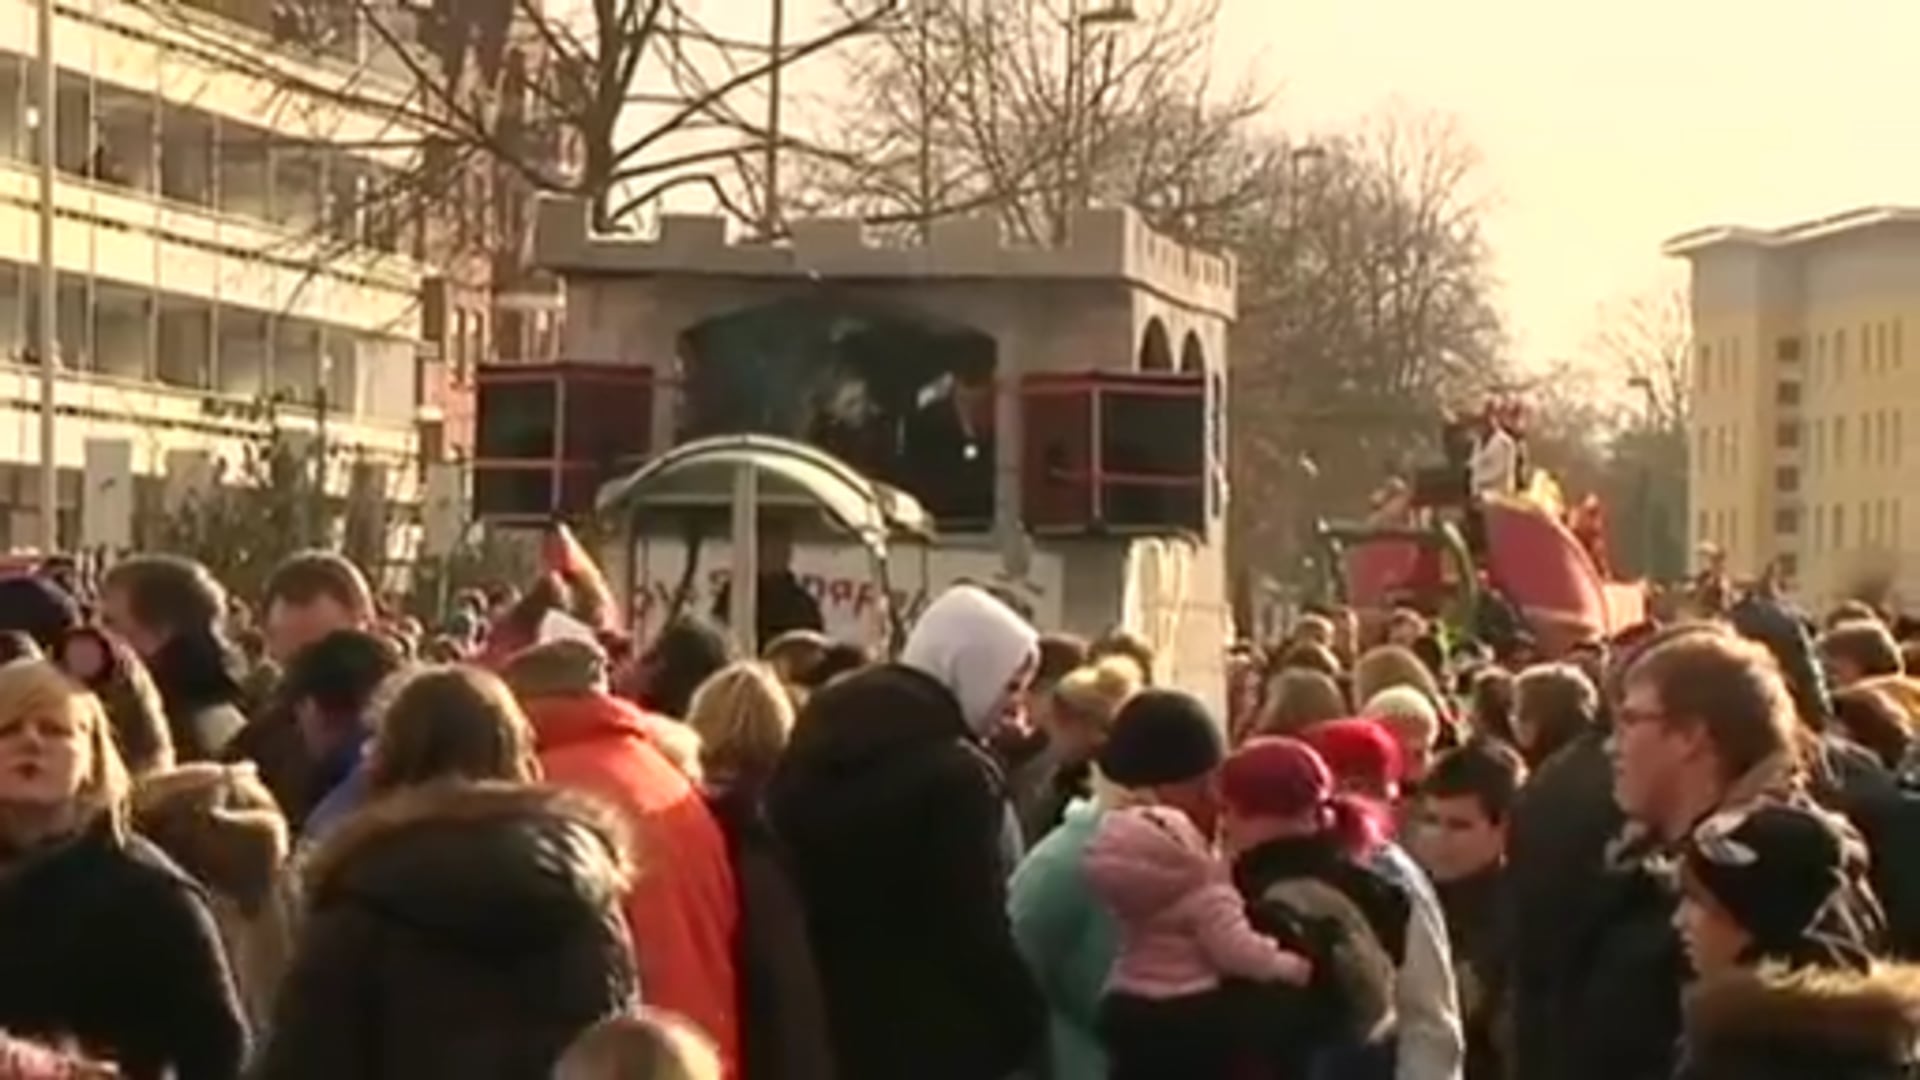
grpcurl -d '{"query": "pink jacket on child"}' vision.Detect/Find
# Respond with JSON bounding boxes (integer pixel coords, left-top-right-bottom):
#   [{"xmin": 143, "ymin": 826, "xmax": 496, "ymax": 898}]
[{"xmin": 1082, "ymin": 804, "xmax": 1305, "ymax": 999}]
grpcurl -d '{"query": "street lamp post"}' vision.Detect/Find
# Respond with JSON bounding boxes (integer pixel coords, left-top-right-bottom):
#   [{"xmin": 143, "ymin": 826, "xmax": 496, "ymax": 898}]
[
  {"xmin": 1284, "ymin": 144, "xmax": 1325, "ymax": 581},
  {"xmin": 1629, "ymin": 374, "xmax": 1660, "ymax": 580},
  {"xmin": 1057, "ymin": 0, "xmax": 1134, "ymax": 242},
  {"xmin": 763, "ymin": 0, "xmax": 784, "ymax": 237},
  {"xmin": 35, "ymin": 0, "xmax": 57, "ymax": 553}
]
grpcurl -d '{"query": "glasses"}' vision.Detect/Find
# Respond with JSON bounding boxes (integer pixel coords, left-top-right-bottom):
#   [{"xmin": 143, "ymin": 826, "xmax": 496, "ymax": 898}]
[{"xmin": 1614, "ymin": 704, "xmax": 1670, "ymax": 728}]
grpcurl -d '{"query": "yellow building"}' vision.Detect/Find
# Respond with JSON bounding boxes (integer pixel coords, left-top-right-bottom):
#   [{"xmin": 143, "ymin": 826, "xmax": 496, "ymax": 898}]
[{"xmin": 1666, "ymin": 207, "xmax": 1920, "ymax": 607}]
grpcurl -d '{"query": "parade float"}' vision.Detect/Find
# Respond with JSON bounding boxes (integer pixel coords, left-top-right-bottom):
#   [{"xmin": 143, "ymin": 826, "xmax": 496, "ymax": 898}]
[
  {"xmin": 469, "ymin": 200, "xmax": 1239, "ymax": 710},
  {"xmin": 1320, "ymin": 399, "xmax": 1646, "ymax": 654}
]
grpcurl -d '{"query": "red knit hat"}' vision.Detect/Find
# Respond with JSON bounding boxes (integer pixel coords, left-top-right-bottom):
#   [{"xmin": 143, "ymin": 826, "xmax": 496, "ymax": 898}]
[
  {"xmin": 1220, "ymin": 736, "xmax": 1335, "ymax": 819},
  {"xmin": 1300, "ymin": 718, "xmax": 1404, "ymax": 796}
]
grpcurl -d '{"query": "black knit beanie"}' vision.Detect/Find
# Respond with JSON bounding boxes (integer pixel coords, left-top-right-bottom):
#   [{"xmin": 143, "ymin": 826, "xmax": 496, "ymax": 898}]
[
  {"xmin": 0, "ymin": 574, "xmax": 81, "ymax": 652},
  {"xmin": 1097, "ymin": 688, "xmax": 1224, "ymax": 788},
  {"xmin": 1682, "ymin": 802, "xmax": 1848, "ymax": 957}
]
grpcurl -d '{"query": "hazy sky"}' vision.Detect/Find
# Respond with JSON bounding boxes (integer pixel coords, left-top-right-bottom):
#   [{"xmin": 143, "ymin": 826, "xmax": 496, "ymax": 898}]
[
  {"xmin": 1210, "ymin": 0, "xmax": 1920, "ymax": 365},
  {"xmin": 685, "ymin": 0, "xmax": 1920, "ymax": 367}
]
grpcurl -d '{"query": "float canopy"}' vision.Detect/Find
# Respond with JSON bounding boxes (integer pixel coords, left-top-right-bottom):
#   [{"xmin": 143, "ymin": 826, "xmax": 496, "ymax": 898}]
[{"xmin": 594, "ymin": 433, "xmax": 935, "ymax": 552}]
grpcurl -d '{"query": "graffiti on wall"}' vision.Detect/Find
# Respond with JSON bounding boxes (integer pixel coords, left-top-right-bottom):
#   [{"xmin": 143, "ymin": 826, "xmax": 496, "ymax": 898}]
[{"xmin": 626, "ymin": 542, "xmax": 1062, "ymax": 643}]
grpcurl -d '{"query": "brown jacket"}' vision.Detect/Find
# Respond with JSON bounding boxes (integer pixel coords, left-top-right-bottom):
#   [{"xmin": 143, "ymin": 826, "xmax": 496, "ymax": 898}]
[{"xmin": 132, "ymin": 761, "xmax": 295, "ymax": 1033}]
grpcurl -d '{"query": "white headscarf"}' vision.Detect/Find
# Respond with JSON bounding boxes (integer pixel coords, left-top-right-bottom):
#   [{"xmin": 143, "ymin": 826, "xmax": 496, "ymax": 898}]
[{"xmin": 900, "ymin": 585, "xmax": 1039, "ymax": 736}]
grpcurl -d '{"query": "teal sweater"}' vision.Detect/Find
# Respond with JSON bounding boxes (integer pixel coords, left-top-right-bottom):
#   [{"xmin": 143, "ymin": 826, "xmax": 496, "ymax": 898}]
[{"xmin": 1007, "ymin": 799, "xmax": 1117, "ymax": 1080}]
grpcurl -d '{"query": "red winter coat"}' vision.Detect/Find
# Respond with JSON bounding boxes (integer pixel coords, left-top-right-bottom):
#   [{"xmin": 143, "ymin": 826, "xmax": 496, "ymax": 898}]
[{"xmin": 524, "ymin": 691, "xmax": 742, "ymax": 1076}]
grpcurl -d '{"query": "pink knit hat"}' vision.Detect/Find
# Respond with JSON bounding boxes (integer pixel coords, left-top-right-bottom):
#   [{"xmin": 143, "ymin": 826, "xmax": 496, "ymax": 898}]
[
  {"xmin": 1220, "ymin": 736, "xmax": 1335, "ymax": 819},
  {"xmin": 1300, "ymin": 718, "xmax": 1404, "ymax": 796}
]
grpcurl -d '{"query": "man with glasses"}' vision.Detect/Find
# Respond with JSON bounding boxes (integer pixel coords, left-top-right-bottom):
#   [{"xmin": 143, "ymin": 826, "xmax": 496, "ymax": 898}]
[{"xmin": 1541, "ymin": 627, "xmax": 1887, "ymax": 1080}]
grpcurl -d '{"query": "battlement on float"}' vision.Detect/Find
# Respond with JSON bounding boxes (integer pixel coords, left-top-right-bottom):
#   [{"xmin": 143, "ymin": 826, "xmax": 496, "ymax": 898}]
[{"xmin": 534, "ymin": 197, "xmax": 1236, "ymax": 320}]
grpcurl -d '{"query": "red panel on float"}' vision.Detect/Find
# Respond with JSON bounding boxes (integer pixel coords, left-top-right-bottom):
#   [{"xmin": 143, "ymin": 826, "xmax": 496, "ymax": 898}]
[
  {"xmin": 1019, "ymin": 371, "xmax": 1208, "ymax": 536},
  {"xmin": 474, "ymin": 363, "xmax": 656, "ymax": 522}
]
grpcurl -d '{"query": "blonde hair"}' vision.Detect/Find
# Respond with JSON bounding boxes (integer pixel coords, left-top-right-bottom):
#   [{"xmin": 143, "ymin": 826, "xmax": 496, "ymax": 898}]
[
  {"xmin": 0, "ymin": 660, "xmax": 131, "ymax": 841},
  {"xmin": 553, "ymin": 1011, "xmax": 721, "ymax": 1080},
  {"xmin": 687, "ymin": 662, "xmax": 794, "ymax": 787},
  {"xmin": 1051, "ymin": 657, "xmax": 1142, "ymax": 733},
  {"xmin": 1352, "ymin": 644, "xmax": 1443, "ymax": 710},
  {"xmin": 1258, "ymin": 668, "xmax": 1349, "ymax": 737}
]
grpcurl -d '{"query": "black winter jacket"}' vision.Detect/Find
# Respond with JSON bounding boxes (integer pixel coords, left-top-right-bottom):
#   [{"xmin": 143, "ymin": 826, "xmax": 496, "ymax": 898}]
[
  {"xmin": 146, "ymin": 631, "xmax": 249, "ymax": 762},
  {"xmin": 707, "ymin": 783, "xmax": 836, "ymax": 1080},
  {"xmin": 254, "ymin": 782, "xmax": 638, "ymax": 1080},
  {"xmin": 1556, "ymin": 767, "xmax": 1888, "ymax": 1080},
  {"xmin": 766, "ymin": 663, "xmax": 1044, "ymax": 1080},
  {"xmin": 1505, "ymin": 729, "xmax": 1625, "ymax": 1080},
  {"xmin": 0, "ymin": 820, "xmax": 248, "ymax": 1080}
]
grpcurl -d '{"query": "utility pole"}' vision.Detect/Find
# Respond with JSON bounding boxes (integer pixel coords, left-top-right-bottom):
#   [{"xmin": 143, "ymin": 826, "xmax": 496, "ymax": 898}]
[
  {"xmin": 1057, "ymin": 2, "xmax": 1135, "ymax": 243},
  {"xmin": 1630, "ymin": 374, "xmax": 1660, "ymax": 580},
  {"xmin": 311, "ymin": 382, "xmax": 330, "ymax": 547},
  {"xmin": 763, "ymin": 0, "xmax": 784, "ymax": 236},
  {"xmin": 35, "ymin": 0, "xmax": 57, "ymax": 553},
  {"xmin": 915, "ymin": 0, "xmax": 932, "ymax": 238}
]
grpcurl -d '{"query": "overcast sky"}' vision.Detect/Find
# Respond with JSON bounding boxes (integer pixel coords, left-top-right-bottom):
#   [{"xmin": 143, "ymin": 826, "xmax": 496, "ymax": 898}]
[{"xmin": 674, "ymin": 0, "xmax": 1920, "ymax": 369}]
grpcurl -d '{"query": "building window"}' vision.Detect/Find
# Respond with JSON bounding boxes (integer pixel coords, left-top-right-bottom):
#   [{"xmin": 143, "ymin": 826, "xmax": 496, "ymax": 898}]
[
  {"xmin": 1775, "ymin": 381, "xmax": 1801, "ymax": 407},
  {"xmin": 1776, "ymin": 336, "xmax": 1802, "ymax": 363},
  {"xmin": 1775, "ymin": 420, "xmax": 1800, "ymax": 449},
  {"xmin": 1697, "ymin": 343, "xmax": 1712, "ymax": 393},
  {"xmin": 1776, "ymin": 553, "xmax": 1799, "ymax": 580},
  {"xmin": 1836, "ymin": 328, "xmax": 1849, "ymax": 375},
  {"xmin": 1774, "ymin": 466, "xmax": 1799, "ymax": 493},
  {"xmin": 1812, "ymin": 505, "xmax": 1826, "ymax": 549},
  {"xmin": 1878, "ymin": 323, "xmax": 1891, "ymax": 373},
  {"xmin": 1774, "ymin": 507, "xmax": 1800, "ymax": 536},
  {"xmin": 1897, "ymin": 321, "xmax": 1905, "ymax": 368},
  {"xmin": 1835, "ymin": 417, "xmax": 1848, "ymax": 466}
]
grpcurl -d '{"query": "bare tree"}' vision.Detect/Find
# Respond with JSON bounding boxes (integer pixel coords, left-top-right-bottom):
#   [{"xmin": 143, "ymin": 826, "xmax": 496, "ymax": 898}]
[
  {"xmin": 1559, "ymin": 285, "xmax": 1694, "ymax": 580},
  {"xmin": 802, "ymin": 8, "xmax": 1511, "ymax": 601},
  {"xmin": 1226, "ymin": 112, "xmax": 1510, "ymax": 593},
  {"xmin": 797, "ymin": 0, "xmax": 1269, "ymax": 241},
  {"xmin": 1588, "ymin": 285, "xmax": 1692, "ymax": 433},
  {"xmin": 129, "ymin": 0, "xmax": 899, "ymax": 236}
]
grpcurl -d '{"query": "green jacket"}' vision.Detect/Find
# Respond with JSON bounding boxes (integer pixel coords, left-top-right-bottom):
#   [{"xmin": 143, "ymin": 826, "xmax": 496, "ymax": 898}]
[{"xmin": 1007, "ymin": 799, "xmax": 1117, "ymax": 1080}]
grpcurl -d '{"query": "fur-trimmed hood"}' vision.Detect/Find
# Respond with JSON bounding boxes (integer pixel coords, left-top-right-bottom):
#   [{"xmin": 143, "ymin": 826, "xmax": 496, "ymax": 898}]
[
  {"xmin": 132, "ymin": 761, "xmax": 287, "ymax": 913},
  {"xmin": 1260, "ymin": 876, "xmax": 1398, "ymax": 1043},
  {"xmin": 303, "ymin": 781, "xmax": 632, "ymax": 955},
  {"xmin": 1685, "ymin": 962, "xmax": 1920, "ymax": 1067}
]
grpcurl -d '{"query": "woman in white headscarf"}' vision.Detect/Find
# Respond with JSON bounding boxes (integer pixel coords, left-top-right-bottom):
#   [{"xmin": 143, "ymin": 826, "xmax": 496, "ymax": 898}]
[{"xmin": 768, "ymin": 585, "xmax": 1045, "ymax": 1080}]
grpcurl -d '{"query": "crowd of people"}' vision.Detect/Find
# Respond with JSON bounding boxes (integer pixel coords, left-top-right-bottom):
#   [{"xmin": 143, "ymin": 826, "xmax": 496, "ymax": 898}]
[
  {"xmin": 1225, "ymin": 594, "xmax": 1920, "ymax": 1080},
  {"xmin": 5, "ymin": 546, "xmax": 1920, "ymax": 1079}
]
